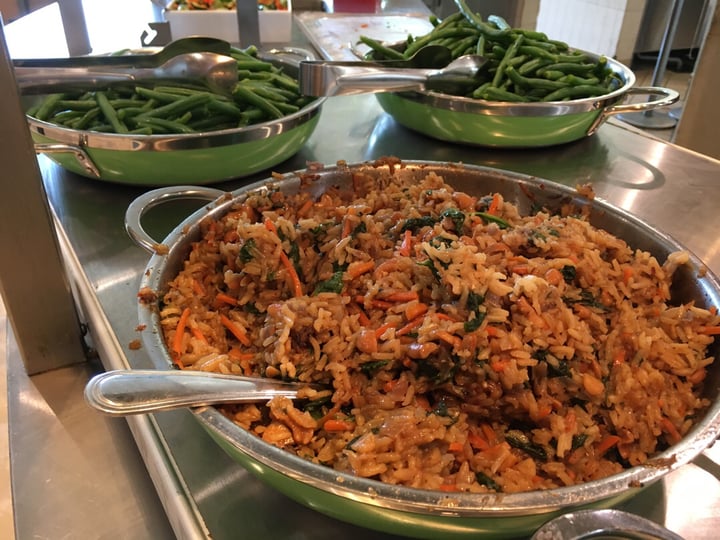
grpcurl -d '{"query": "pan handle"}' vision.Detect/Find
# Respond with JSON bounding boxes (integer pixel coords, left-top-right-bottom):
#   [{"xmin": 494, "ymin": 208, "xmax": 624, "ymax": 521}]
[
  {"xmin": 34, "ymin": 143, "xmax": 101, "ymax": 178},
  {"xmin": 586, "ymin": 86, "xmax": 679, "ymax": 136},
  {"xmin": 125, "ymin": 185, "xmax": 227, "ymax": 253}
]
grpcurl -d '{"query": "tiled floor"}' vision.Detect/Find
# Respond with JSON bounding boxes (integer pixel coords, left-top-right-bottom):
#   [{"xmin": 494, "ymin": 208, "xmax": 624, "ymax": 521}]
[{"xmin": 621, "ymin": 62, "xmax": 694, "ymax": 143}]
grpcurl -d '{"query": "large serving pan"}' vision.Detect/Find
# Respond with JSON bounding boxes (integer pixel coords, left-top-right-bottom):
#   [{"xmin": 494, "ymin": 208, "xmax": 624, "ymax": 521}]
[
  {"xmin": 23, "ymin": 50, "xmax": 324, "ymax": 186},
  {"xmin": 373, "ymin": 52, "xmax": 678, "ymax": 147},
  {"xmin": 126, "ymin": 160, "xmax": 720, "ymax": 539}
]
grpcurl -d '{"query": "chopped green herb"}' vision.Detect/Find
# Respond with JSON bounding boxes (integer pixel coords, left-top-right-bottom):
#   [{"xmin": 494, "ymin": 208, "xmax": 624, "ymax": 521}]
[
  {"xmin": 440, "ymin": 207, "xmax": 465, "ymax": 232},
  {"xmin": 359, "ymin": 360, "xmax": 389, "ymax": 376},
  {"xmin": 239, "ymin": 238, "xmax": 256, "ymax": 263},
  {"xmin": 474, "ymin": 211, "xmax": 510, "ymax": 229},
  {"xmin": 475, "ymin": 471, "xmax": 502, "ymax": 492},
  {"xmin": 561, "ymin": 265, "xmax": 577, "ymax": 283},
  {"xmin": 401, "ymin": 216, "xmax": 438, "ymax": 233},
  {"xmin": 506, "ymin": 429, "xmax": 548, "ymax": 460},
  {"xmin": 571, "ymin": 433, "xmax": 588, "ymax": 450}
]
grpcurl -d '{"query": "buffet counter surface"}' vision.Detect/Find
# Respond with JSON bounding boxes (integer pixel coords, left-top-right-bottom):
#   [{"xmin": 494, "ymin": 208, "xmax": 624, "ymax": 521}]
[{"xmin": 3, "ymin": 3, "xmax": 720, "ymax": 539}]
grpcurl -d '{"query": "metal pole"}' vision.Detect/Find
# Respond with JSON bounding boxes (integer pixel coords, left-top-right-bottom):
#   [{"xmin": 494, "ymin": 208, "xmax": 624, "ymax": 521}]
[
  {"xmin": 616, "ymin": 0, "xmax": 685, "ymax": 129},
  {"xmin": 57, "ymin": 0, "xmax": 92, "ymax": 56},
  {"xmin": 236, "ymin": 0, "xmax": 260, "ymax": 48},
  {"xmin": 0, "ymin": 17, "xmax": 88, "ymax": 374}
]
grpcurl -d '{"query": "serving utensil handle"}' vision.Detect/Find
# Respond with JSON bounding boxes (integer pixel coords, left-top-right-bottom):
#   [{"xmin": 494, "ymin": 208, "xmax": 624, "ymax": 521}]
[
  {"xmin": 84, "ymin": 369, "xmax": 307, "ymax": 415},
  {"xmin": 125, "ymin": 185, "xmax": 226, "ymax": 253}
]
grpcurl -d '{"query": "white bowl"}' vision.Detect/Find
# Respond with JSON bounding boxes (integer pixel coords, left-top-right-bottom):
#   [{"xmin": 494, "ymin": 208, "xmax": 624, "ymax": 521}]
[{"xmin": 165, "ymin": 2, "xmax": 293, "ymax": 44}]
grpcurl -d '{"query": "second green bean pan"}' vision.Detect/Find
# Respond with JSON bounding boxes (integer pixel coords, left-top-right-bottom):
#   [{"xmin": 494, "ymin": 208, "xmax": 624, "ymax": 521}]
[{"xmin": 373, "ymin": 52, "xmax": 678, "ymax": 148}]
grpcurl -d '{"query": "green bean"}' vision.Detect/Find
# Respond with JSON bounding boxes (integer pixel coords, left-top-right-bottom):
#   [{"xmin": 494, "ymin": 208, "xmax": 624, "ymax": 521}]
[
  {"xmin": 475, "ymin": 35, "xmax": 486, "ymax": 56},
  {"xmin": 492, "ymin": 34, "xmax": 523, "ymax": 87},
  {"xmin": 34, "ymin": 93, "xmax": 65, "ymax": 121},
  {"xmin": 55, "ymin": 99, "xmax": 97, "ymax": 111},
  {"xmin": 403, "ymin": 26, "xmax": 476, "ymax": 57},
  {"xmin": 450, "ymin": 35, "xmax": 477, "ymax": 57},
  {"xmin": 358, "ymin": 35, "xmax": 405, "ymax": 60},
  {"xmin": 505, "ymin": 66, "xmax": 566, "ymax": 90},
  {"xmin": 481, "ymin": 86, "xmax": 530, "ymax": 102},
  {"xmin": 517, "ymin": 45, "xmax": 556, "ymax": 61},
  {"xmin": 134, "ymin": 93, "xmax": 211, "ymax": 120},
  {"xmin": 95, "ymin": 91, "xmax": 127, "ymax": 133},
  {"xmin": 232, "ymin": 85, "xmax": 284, "ymax": 119},
  {"xmin": 454, "ymin": 0, "xmax": 509, "ymax": 38},
  {"xmin": 541, "ymin": 84, "xmax": 609, "ymax": 102},
  {"xmin": 560, "ymin": 74, "xmax": 600, "ymax": 86},
  {"xmin": 487, "ymin": 14, "xmax": 510, "ymax": 31},
  {"xmin": 134, "ymin": 87, "xmax": 183, "ymax": 103},
  {"xmin": 539, "ymin": 62, "xmax": 596, "ymax": 75},
  {"xmin": 133, "ymin": 116, "xmax": 195, "ymax": 134},
  {"xmin": 517, "ymin": 57, "xmax": 552, "ymax": 76}
]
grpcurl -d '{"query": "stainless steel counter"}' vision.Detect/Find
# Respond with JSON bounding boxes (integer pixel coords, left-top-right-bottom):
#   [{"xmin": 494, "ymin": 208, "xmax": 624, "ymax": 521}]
[{"xmin": 4, "ymin": 3, "xmax": 720, "ymax": 539}]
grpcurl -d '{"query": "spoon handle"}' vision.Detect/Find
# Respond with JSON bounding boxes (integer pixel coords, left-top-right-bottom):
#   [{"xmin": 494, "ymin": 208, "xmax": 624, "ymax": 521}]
[{"xmin": 84, "ymin": 369, "xmax": 307, "ymax": 416}]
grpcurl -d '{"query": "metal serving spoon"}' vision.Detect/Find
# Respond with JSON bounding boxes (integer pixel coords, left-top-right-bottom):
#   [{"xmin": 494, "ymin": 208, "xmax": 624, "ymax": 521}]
[
  {"xmin": 13, "ymin": 37, "xmax": 237, "ymax": 95},
  {"xmin": 531, "ymin": 509, "xmax": 684, "ymax": 540},
  {"xmin": 298, "ymin": 45, "xmax": 488, "ymax": 97},
  {"xmin": 15, "ymin": 52, "xmax": 239, "ymax": 95},
  {"xmin": 84, "ymin": 369, "xmax": 321, "ymax": 416}
]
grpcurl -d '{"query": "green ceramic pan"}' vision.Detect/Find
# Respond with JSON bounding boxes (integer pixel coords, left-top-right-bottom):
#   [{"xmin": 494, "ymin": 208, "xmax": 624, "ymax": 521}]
[
  {"xmin": 23, "ymin": 52, "xmax": 324, "ymax": 186},
  {"xmin": 127, "ymin": 160, "xmax": 720, "ymax": 539},
  {"xmin": 374, "ymin": 54, "xmax": 678, "ymax": 148}
]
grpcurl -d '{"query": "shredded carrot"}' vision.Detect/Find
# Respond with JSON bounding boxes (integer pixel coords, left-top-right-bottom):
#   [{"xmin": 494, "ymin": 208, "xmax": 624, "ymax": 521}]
[
  {"xmin": 384, "ymin": 290, "xmax": 419, "ymax": 303},
  {"xmin": 347, "ymin": 260, "xmax": 375, "ymax": 279},
  {"xmin": 190, "ymin": 327, "xmax": 207, "ymax": 344},
  {"xmin": 349, "ymin": 302, "xmax": 371, "ymax": 326},
  {"xmin": 622, "ymin": 266, "xmax": 634, "ymax": 285},
  {"xmin": 596, "ymin": 435, "xmax": 621, "ymax": 455},
  {"xmin": 370, "ymin": 299, "xmax": 394, "ymax": 310},
  {"xmin": 192, "ymin": 279, "xmax": 206, "ymax": 296},
  {"xmin": 228, "ymin": 348, "xmax": 255, "ymax": 362},
  {"xmin": 468, "ymin": 432, "xmax": 490, "ymax": 451},
  {"xmin": 296, "ymin": 198, "xmax": 314, "ymax": 218},
  {"xmin": 279, "ymin": 250, "xmax": 303, "ymax": 297},
  {"xmin": 341, "ymin": 207, "xmax": 356, "ymax": 239},
  {"xmin": 660, "ymin": 417, "xmax": 682, "ymax": 444},
  {"xmin": 448, "ymin": 441, "xmax": 464, "ymax": 453},
  {"xmin": 323, "ymin": 419, "xmax": 355, "ymax": 432},
  {"xmin": 264, "ymin": 218, "xmax": 303, "ymax": 297},
  {"xmin": 398, "ymin": 229, "xmax": 413, "ymax": 256},
  {"xmin": 491, "ymin": 358, "xmax": 508, "ymax": 373},
  {"xmin": 397, "ymin": 315, "xmax": 424, "ymax": 336},
  {"xmin": 215, "ymin": 292, "xmax": 238, "ymax": 306},
  {"xmin": 434, "ymin": 313, "xmax": 456, "ymax": 322},
  {"xmin": 405, "ymin": 302, "xmax": 428, "ymax": 321},
  {"xmin": 220, "ymin": 314, "xmax": 251, "ymax": 346},
  {"xmin": 699, "ymin": 325, "xmax": 720, "ymax": 335},
  {"xmin": 485, "ymin": 325, "xmax": 500, "ymax": 337},
  {"xmin": 375, "ymin": 321, "xmax": 397, "ymax": 339},
  {"xmin": 536, "ymin": 404, "xmax": 553, "ymax": 420},
  {"xmin": 613, "ymin": 348, "xmax": 626, "ymax": 365},
  {"xmin": 510, "ymin": 263, "xmax": 530, "ymax": 276},
  {"xmin": 383, "ymin": 378, "xmax": 399, "ymax": 392},
  {"xmin": 480, "ymin": 423, "xmax": 497, "ymax": 445},
  {"xmin": 438, "ymin": 484, "xmax": 458, "ymax": 492},
  {"xmin": 544, "ymin": 268, "xmax": 563, "ymax": 287},
  {"xmin": 402, "ymin": 357, "xmax": 413, "ymax": 368},
  {"xmin": 487, "ymin": 193, "xmax": 501, "ymax": 215},
  {"xmin": 436, "ymin": 330, "xmax": 461, "ymax": 348},
  {"xmin": 171, "ymin": 307, "xmax": 191, "ymax": 364}
]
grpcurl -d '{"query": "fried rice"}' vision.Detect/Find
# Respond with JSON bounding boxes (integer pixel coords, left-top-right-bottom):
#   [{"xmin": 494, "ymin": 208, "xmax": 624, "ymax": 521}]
[{"xmin": 156, "ymin": 163, "xmax": 719, "ymax": 494}]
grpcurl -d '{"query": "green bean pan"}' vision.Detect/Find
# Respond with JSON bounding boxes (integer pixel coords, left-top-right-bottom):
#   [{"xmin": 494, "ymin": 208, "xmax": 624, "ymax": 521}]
[
  {"xmin": 23, "ymin": 53, "xmax": 325, "ymax": 186},
  {"xmin": 374, "ymin": 52, "xmax": 678, "ymax": 148}
]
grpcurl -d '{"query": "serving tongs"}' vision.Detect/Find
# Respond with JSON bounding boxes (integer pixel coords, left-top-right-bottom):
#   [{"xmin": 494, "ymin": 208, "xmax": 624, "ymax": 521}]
[
  {"xmin": 13, "ymin": 36, "xmax": 239, "ymax": 95},
  {"xmin": 298, "ymin": 45, "xmax": 487, "ymax": 97}
]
